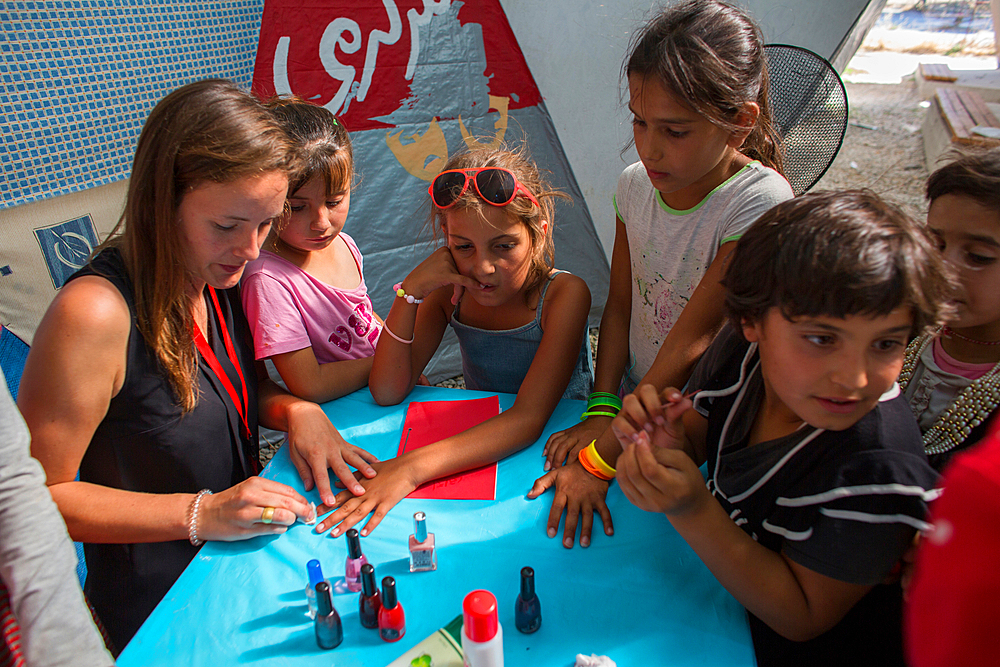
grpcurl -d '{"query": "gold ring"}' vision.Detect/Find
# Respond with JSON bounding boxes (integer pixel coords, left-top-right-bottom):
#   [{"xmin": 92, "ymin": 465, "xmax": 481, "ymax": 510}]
[{"xmin": 261, "ymin": 507, "xmax": 275, "ymax": 524}]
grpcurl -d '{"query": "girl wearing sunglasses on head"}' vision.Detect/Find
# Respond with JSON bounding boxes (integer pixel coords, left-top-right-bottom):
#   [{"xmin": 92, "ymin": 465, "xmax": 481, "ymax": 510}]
[{"xmin": 313, "ymin": 145, "xmax": 594, "ymax": 537}]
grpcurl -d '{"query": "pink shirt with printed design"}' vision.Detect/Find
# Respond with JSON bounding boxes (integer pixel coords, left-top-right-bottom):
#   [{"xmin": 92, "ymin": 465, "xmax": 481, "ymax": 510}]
[{"xmin": 240, "ymin": 232, "xmax": 381, "ymax": 363}]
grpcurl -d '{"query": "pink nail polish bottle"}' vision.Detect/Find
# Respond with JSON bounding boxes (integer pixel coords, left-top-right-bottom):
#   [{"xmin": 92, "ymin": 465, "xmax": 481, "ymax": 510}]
[
  {"xmin": 344, "ymin": 528, "xmax": 368, "ymax": 592},
  {"xmin": 408, "ymin": 511, "xmax": 437, "ymax": 572}
]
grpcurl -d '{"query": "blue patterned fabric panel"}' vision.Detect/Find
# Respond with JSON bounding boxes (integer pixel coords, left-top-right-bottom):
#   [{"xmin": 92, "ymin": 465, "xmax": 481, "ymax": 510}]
[{"xmin": 0, "ymin": 0, "xmax": 265, "ymax": 210}]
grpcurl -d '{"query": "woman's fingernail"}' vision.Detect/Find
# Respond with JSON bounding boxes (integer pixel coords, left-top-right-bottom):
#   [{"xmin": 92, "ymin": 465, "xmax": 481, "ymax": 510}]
[
  {"xmin": 563, "ymin": 538, "xmax": 573, "ymax": 548},
  {"xmin": 654, "ymin": 416, "xmax": 666, "ymax": 426},
  {"xmin": 581, "ymin": 537, "xmax": 590, "ymax": 547},
  {"xmin": 543, "ymin": 461, "xmax": 551, "ymax": 471},
  {"xmin": 361, "ymin": 529, "xmax": 369, "ymax": 537},
  {"xmin": 547, "ymin": 528, "xmax": 556, "ymax": 538},
  {"xmin": 644, "ymin": 423, "xmax": 654, "ymax": 433}
]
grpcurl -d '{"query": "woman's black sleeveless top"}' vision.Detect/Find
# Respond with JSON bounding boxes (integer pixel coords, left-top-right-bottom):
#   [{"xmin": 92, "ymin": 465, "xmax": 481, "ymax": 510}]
[{"xmin": 70, "ymin": 248, "xmax": 259, "ymax": 651}]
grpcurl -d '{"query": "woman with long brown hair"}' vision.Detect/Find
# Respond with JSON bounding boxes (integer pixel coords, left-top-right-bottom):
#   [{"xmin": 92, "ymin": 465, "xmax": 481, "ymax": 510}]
[{"xmin": 18, "ymin": 79, "xmax": 378, "ymax": 652}]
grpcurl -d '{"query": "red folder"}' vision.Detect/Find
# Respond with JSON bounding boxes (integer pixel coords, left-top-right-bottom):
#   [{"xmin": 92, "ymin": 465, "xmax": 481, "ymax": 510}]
[{"xmin": 397, "ymin": 396, "xmax": 500, "ymax": 500}]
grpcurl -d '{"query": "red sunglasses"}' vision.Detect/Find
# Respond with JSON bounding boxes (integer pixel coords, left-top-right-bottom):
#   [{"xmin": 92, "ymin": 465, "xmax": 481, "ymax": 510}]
[{"xmin": 429, "ymin": 167, "xmax": 539, "ymax": 210}]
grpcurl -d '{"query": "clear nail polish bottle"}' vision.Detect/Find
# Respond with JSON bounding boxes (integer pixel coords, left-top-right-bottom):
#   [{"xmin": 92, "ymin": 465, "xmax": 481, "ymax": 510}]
[
  {"xmin": 408, "ymin": 511, "xmax": 437, "ymax": 572},
  {"xmin": 305, "ymin": 559, "xmax": 329, "ymax": 618}
]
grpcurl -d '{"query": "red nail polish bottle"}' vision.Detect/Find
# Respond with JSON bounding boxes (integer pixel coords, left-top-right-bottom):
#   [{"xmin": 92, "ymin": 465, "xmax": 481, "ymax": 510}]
[
  {"xmin": 358, "ymin": 563, "xmax": 381, "ymax": 629},
  {"xmin": 378, "ymin": 576, "xmax": 405, "ymax": 642}
]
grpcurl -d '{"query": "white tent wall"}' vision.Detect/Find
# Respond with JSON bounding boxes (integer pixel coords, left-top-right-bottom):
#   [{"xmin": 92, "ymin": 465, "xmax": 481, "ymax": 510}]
[{"xmin": 499, "ymin": 0, "xmax": 885, "ymax": 261}]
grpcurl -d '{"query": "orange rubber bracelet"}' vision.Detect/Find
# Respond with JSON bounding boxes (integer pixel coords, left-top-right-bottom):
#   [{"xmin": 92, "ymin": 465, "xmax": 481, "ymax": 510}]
[{"xmin": 578, "ymin": 440, "xmax": 615, "ymax": 481}]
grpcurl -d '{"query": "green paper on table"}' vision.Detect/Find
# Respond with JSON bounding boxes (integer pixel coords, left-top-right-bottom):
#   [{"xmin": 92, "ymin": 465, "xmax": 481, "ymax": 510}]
[{"xmin": 386, "ymin": 615, "xmax": 464, "ymax": 667}]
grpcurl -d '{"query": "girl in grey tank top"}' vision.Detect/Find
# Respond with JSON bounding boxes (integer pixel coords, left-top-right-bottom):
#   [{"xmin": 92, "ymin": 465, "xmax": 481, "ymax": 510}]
[{"xmin": 315, "ymin": 146, "xmax": 594, "ymax": 540}]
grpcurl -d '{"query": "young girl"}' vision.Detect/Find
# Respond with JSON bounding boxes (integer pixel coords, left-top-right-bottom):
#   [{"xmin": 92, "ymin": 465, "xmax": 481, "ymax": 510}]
[
  {"xmin": 241, "ymin": 98, "xmax": 383, "ymax": 404},
  {"xmin": 530, "ymin": 0, "xmax": 794, "ymax": 548},
  {"xmin": 898, "ymin": 149, "xmax": 1000, "ymax": 471},
  {"xmin": 313, "ymin": 145, "xmax": 594, "ymax": 537}
]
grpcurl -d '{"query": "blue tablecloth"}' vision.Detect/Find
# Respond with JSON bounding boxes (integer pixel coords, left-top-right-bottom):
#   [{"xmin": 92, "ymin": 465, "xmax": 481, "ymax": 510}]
[{"xmin": 118, "ymin": 386, "xmax": 755, "ymax": 666}]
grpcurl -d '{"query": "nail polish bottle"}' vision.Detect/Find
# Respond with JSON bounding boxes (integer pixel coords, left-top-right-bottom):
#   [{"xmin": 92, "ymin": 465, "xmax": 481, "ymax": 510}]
[
  {"xmin": 314, "ymin": 581, "xmax": 343, "ymax": 650},
  {"xmin": 305, "ymin": 559, "xmax": 329, "ymax": 619},
  {"xmin": 358, "ymin": 563, "xmax": 381, "ymax": 629},
  {"xmin": 344, "ymin": 528, "xmax": 368, "ymax": 592},
  {"xmin": 462, "ymin": 589, "xmax": 504, "ymax": 667},
  {"xmin": 408, "ymin": 511, "xmax": 437, "ymax": 572},
  {"xmin": 378, "ymin": 576, "xmax": 406, "ymax": 642},
  {"xmin": 514, "ymin": 566, "xmax": 541, "ymax": 634}
]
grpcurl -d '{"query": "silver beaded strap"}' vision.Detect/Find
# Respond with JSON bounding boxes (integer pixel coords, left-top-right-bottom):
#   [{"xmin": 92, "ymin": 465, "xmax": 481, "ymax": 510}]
[
  {"xmin": 899, "ymin": 331, "xmax": 1000, "ymax": 456},
  {"xmin": 187, "ymin": 489, "xmax": 213, "ymax": 546}
]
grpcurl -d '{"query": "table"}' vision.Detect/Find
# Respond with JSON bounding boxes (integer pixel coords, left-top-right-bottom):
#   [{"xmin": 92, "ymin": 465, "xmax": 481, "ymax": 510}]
[{"xmin": 118, "ymin": 386, "xmax": 755, "ymax": 666}]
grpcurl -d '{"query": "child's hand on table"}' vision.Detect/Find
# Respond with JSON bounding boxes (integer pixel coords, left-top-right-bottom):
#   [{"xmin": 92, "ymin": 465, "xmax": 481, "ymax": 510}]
[
  {"xmin": 284, "ymin": 401, "xmax": 379, "ymax": 505},
  {"xmin": 528, "ymin": 462, "xmax": 613, "ymax": 548},
  {"xmin": 312, "ymin": 457, "xmax": 420, "ymax": 537},
  {"xmin": 542, "ymin": 417, "xmax": 612, "ymax": 471}
]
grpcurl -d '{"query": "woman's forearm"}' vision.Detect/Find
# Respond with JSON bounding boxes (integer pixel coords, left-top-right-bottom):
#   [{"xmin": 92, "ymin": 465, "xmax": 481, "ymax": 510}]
[{"xmin": 49, "ymin": 481, "xmax": 191, "ymax": 544}]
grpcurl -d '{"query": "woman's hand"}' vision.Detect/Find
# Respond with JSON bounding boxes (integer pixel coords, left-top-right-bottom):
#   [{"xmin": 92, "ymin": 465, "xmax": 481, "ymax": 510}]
[
  {"xmin": 401, "ymin": 247, "xmax": 479, "ymax": 306},
  {"xmin": 197, "ymin": 476, "xmax": 315, "ymax": 540},
  {"xmin": 527, "ymin": 460, "xmax": 613, "ymax": 548},
  {"xmin": 610, "ymin": 385, "xmax": 691, "ymax": 451},
  {"xmin": 285, "ymin": 401, "xmax": 379, "ymax": 506},
  {"xmin": 542, "ymin": 417, "xmax": 611, "ymax": 471},
  {"xmin": 616, "ymin": 438, "xmax": 709, "ymax": 517},
  {"xmin": 312, "ymin": 457, "xmax": 420, "ymax": 537}
]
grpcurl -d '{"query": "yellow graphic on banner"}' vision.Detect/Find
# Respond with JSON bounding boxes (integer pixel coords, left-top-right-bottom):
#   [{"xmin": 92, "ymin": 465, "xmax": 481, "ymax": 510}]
[{"xmin": 385, "ymin": 96, "xmax": 510, "ymax": 181}]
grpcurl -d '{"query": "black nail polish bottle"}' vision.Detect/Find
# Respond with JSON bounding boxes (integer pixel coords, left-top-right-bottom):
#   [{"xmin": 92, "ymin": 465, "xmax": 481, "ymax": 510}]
[
  {"xmin": 358, "ymin": 563, "xmax": 381, "ymax": 629},
  {"xmin": 514, "ymin": 566, "xmax": 541, "ymax": 634},
  {"xmin": 314, "ymin": 581, "xmax": 343, "ymax": 649}
]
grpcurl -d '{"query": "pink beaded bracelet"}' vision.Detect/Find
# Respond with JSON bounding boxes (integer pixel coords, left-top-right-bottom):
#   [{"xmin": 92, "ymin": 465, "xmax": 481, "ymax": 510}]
[{"xmin": 393, "ymin": 283, "xmax": 424, "ymax": 304}]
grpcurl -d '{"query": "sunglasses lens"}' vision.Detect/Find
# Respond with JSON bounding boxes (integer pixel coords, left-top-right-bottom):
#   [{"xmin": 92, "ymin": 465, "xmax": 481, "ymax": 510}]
[
  {"xmin": 432, "ymin": 172, "xmax": 468, "ymax": 208},
  {"xmin": 475, "ymin": 168, "xmax": 517, "ymax": 205}
]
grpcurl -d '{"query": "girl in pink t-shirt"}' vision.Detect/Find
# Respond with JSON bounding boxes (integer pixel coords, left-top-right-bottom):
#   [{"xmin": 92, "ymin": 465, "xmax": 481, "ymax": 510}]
[{"xmin": 241, "ymin": 98, "xmax": 382, "ymax": 403}]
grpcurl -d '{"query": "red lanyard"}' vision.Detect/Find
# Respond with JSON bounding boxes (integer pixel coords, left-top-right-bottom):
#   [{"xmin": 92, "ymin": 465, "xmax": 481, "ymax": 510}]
[{"xmin": 192, "ymin": 287, "xmax": 250, "ymax": 439}]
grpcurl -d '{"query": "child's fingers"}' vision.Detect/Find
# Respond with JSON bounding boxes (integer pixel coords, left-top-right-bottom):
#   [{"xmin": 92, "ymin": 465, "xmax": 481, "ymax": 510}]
[
  {"xmin": 578, "ymin": 500, "xmax": 594, "ymax": 548},
  {"xmin": 526, "ymin": 470, "xmax": 556, "ymax": 500}
]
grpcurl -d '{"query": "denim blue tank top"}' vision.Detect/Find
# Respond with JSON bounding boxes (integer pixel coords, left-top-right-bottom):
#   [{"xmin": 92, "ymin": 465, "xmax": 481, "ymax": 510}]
[{"xmin": 450, "ymin": 270, "xmax": 593, "ymax": 400}]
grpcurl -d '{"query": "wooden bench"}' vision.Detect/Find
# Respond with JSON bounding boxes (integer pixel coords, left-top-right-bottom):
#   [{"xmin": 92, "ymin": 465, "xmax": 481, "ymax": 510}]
[
  {"xmin": 918, "ymin": 63, "xmax": 958, "ymax": 83},
  {"xmin": 923, "ymin": 87, "xmax": 1000, "ymax": 169},
  {"xmin": 935, "ymin": 87, "xmax": 1000, "ymax": 146}
]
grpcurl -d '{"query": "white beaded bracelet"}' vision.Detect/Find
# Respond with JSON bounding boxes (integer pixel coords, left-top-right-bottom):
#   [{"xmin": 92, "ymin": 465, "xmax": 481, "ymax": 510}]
[
  {"xmin": 188, "ymin": 489, "xmax": 212, "ymax": 546},
  {"xmin": 393, "ymin": 282, "xmax": 424, "ymax": 304}
]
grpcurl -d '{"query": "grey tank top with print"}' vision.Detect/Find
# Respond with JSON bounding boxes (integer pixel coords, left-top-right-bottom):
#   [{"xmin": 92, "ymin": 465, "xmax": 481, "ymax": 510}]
[{"xmin": 449, "ymin": 270, "xmax": 593, "ymax": 401}]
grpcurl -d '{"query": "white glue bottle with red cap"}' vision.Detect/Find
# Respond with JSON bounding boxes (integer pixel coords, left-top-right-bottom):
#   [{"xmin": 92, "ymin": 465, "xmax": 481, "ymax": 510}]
[{"xmin": 461, "ymin": 589, "xmax": 504, "ymax": 667}]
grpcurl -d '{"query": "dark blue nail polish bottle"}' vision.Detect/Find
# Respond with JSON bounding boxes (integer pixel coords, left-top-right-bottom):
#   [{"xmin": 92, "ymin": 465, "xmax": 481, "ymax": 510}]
[
  {"xmin": 514, "ymin": 566, "xmax": 541, "ymax": 633},
  {"xmin": 314, "ymin": 581, "xmax": 343, "ymax": 649}
]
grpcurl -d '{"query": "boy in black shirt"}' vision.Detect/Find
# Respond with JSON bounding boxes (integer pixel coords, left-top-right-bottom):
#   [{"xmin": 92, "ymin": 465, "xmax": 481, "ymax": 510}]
[{"xmin": 609, "ymin": 191, "xmax": 953, "ymax": 666}]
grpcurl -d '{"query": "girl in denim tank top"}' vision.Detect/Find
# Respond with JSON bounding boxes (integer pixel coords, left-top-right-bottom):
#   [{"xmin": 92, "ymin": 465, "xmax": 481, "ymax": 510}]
[{"xmin": 313, "ymin": 145, "xmax": 594, "ymax": 538}]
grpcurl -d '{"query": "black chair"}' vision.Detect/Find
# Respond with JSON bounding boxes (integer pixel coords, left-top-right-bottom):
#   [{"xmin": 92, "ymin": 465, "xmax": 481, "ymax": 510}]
[{"xmin": 764, "ymin": 44, "xmax": 848, "ymax": 195}]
